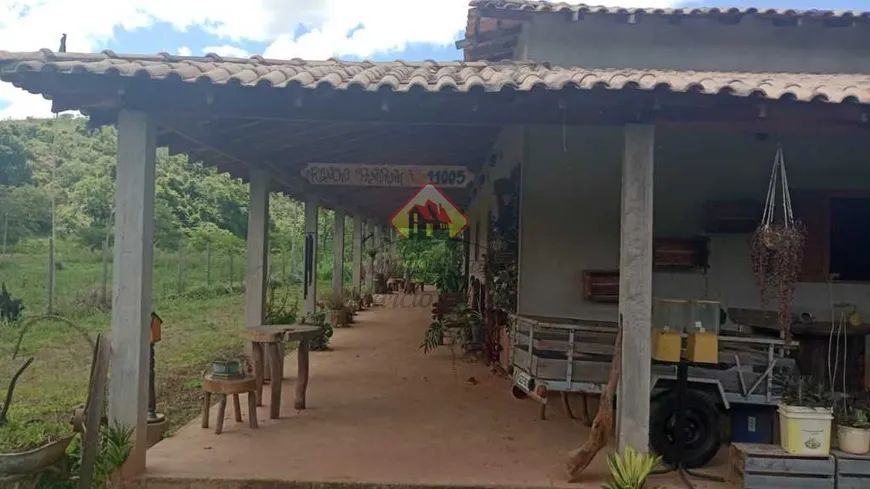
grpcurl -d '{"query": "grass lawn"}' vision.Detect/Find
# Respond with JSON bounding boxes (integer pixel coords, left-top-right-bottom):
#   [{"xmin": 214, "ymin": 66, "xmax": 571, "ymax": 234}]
[{"xmin": 0, "ymin": 239, "xmax": 329, "ymax": 452}]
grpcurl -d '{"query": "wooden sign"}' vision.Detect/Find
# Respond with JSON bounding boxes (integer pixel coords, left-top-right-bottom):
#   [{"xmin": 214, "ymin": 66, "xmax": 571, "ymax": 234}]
[{"xmin": 301, "ymin": 163, "xmax": 473, "ymax": 188}]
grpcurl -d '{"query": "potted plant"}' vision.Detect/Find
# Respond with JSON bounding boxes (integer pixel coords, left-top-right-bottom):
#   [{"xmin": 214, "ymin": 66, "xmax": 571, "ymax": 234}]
[
  {"xmin": 211, "ymin": 352, "xmax": 244, "ymax": 379},
  {"xmin": 302, "ymin": 308, "xmax": 333, "ymax": 351},
  {"xmin": 324, "ymin": 292, "xmax": 350, "ymax": 328},
  {"xmin": 778, "ymin": 373, "xmax": 834, "ymax": 455},
  {"xmin": 0, "ymin": 358, "xmax": 76, "ymax": 481},
  {"xmin": 601, "ymin": 445, "xmax": 661, "ymax": 489},
  {"xmin": 362, "ymin": 288, "xmax": 374, "ymax": 308},
  {"xmin": 835, "ymin": 404, "xmax": 870, "ymax": 455}
]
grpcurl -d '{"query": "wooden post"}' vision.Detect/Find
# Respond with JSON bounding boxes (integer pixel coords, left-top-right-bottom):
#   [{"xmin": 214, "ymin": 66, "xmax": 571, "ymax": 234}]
[
  {"xmin": 177, "ymin": 239, "xmax": 184, "ymax": 297},
  {"xmin": 332, "ymin": 209, "xmax": 345, "ymax": 298},
  {"xmin": 352, "ymin": 214, "xmax": 363, "ymax": 296},
  {"xmin": 616, "ymin": 124, "xmax": 655, "ymax": 454},
  {"xmin": 1, "ymin": 212, "xmax": 7, "ymax": 255},
  {"xmin": 303, "ymin": 196, "xmax": 319, "ymax": 317},
  {"xmin": 108, "ymin": 110, "xmax": 156, "ymax": 473},
  {"xmin": 100, "ymin": 232, "xmax": 110, "ymax": 305},
  {"xmin": 206, "ymin": 240, "xmax": 212, "ymax": 287}
]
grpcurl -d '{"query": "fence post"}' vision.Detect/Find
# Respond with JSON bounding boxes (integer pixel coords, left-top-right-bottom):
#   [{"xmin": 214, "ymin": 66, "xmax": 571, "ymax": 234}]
[
  {"xmin": 101, "ymin": 233, "xmax": 110, "ymax": 305},
  {"xmin": 48, "ymin": 205, "xmax": 55, "ymax": 314},
  {"xmin": 206, "ymin": 240, "xmax": 212, "ymax": 288},
  {"xmin": 177, "ymin": 239, "xmax": 184, "ymax": 297},
  {"xmin": 1, "ymin": 212, "xmax": 7, "ymax": 256},
  {"xmin": 229, "ymin": 252, "xmax": 234, "ymax": 290}
]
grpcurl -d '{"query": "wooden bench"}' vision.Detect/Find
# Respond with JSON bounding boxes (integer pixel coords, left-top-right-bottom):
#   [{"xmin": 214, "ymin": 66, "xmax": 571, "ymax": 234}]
[
  {"xmin": 202, "ymin": 375, "xmax": 257, "ymax": 434},
  {"xmin": 239, "ymin": 325, "xmax": 321, "ymax": 419},
  {"xmin": 730, "ymin": 443, "xmax": 835, "ymax": 489}
]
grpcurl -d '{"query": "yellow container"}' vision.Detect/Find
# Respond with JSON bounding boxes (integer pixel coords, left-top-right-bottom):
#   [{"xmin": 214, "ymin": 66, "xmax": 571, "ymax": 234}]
[
  {"xmin": 652, "ymin": 330, "xmax": 682, "ymax": 363},
  {"xmin": 778, "ymin": 404, "xmax": 833, "ymax": 456},
  {"xmin": 687, "ymin": 331, "xmax": 718, "ymax": 364}
]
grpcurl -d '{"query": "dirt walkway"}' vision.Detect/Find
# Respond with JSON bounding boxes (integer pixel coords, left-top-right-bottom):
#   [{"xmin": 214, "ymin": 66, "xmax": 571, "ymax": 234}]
[{"xmin": 140, "ymin": 292, "xmax": 731, "ymax": 489}]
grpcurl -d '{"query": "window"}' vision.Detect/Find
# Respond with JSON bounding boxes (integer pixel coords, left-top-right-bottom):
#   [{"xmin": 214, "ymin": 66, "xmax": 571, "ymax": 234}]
[
  {"xmin": 799, "ymin": 193, "xmax": 870, "ymax": 282},
  {"xmin": 829, "ymin": 197, "xmax": 870, "ymax": 281}
]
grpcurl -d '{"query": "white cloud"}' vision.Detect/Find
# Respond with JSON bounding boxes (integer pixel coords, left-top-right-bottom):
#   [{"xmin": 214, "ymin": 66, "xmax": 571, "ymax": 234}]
[
  {"xmin": 0, "ymin": 0, "xmax": 676, "ymax": 118},
  {"xmin": 176, "ymin": 46, "xmax": 192, "ymax": 56},
  {"xmin": 203, "ymin": 45, "xmax": 249, "ymax": 58}
]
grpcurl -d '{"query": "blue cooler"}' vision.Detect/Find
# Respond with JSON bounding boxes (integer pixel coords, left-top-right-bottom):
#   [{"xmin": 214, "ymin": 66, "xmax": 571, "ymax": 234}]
[{"xmin": 730, "ymin": 405, "xmax": 774, "ymax": 444}]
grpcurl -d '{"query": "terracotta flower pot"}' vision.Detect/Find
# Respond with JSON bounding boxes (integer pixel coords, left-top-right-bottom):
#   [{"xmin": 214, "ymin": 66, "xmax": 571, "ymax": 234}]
[{"xmin": 330, "ymin": 309, "xmax": 348, "ymax": 327}]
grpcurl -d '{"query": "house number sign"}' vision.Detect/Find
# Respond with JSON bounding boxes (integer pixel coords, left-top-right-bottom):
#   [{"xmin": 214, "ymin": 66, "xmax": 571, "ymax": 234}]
[{"xmin": 301, "ymin": 163, "xmax": 473, "ymax": 188}]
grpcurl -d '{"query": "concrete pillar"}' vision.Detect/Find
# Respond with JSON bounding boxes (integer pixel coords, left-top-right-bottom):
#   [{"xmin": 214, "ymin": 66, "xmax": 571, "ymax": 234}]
[
  {"xmin": 332, "ymin": 209, "xmax": 345, "ymax": 298},
  {"xmin": 303, "ymin": 196, "xmax": 319, "ymax": 317},
  {"xmin": 109, "ymin": 110, "xmax": 156, "ymax": 472},
  {"xmin": 352, "ymin": 215, "xmax": 363, "ymax": 296},
  {"xmin": 616, "ymin": 124, "xmax": 655, "ymax": 453},
  {"xmin": 245, "ymin": 169, "xmax": 269, "ymax": 329}
]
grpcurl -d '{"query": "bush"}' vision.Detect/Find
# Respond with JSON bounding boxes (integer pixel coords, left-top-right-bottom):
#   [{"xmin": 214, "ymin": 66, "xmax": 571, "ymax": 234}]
[{"xmin": 0, "ymin": 282, "xmax": 24, "ymax": 323}]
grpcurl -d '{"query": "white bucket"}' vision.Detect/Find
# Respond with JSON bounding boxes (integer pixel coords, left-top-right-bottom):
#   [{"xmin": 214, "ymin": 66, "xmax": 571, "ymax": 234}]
[
  {"xmin": 836, "ymin": 424, "xmax": 870, "ymax": 455},
  {"xmin": 778, "ymin": 404, "xmax": 833, "ymax": 456}
]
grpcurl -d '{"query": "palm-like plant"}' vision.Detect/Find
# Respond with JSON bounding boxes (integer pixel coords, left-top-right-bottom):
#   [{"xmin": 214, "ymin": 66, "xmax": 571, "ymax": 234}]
[{"xmin": 602, "ymin": 446, "xmax": 661, "ymax": 489}]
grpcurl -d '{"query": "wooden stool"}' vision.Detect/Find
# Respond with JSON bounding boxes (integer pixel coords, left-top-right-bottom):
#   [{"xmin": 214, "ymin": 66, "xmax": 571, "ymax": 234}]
[
  {"xmin": 239, "ymin": 325, "xmax": 321, "ymax": 419},
  {"xmin": 201, "ymin": 375, "xmax": 258, "ymax": 434}
]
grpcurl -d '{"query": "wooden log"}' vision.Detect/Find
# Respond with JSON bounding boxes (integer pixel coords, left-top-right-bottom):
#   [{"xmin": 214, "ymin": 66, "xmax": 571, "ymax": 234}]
[{"xmin": 565, "ymin": 324, "xmax": 622, "ymax": 482}]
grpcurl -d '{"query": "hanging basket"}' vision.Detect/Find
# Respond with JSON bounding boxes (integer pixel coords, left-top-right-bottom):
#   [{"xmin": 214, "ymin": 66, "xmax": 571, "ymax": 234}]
[{"xmin": 750, "ymin": 146, "xmax": 807, "ymax": 344}]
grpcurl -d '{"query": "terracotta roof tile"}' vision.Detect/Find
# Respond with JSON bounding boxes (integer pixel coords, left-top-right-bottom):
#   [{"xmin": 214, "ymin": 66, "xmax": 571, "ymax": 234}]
[
  {"xmin": 1, "ymin": 50, "xmax": 869, "ymax": 104},
  {"xmin": 470, "ymin": 0, "xmax": 870, "ymax": 21}
]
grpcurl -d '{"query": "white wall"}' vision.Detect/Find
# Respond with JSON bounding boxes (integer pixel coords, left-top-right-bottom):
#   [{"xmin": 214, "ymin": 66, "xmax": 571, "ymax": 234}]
[
  {"xmin": 521, "ymin": 16, "xmax": 870, "ymax": 74},
  {"xmin": 517, "ymin": 124, "xmax": 870, "ymax": 324}
]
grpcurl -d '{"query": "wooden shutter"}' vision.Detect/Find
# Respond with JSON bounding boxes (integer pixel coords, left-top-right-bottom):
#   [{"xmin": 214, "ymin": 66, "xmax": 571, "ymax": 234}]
[{"xmin": 792, "ymin": 191, "xmax": 829, "ymax": 282}]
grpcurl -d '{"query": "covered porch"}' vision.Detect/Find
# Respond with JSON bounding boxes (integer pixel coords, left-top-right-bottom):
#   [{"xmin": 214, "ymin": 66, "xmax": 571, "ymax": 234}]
[{"xmin": 1, "ymin": 49, "xmax": 869, "ymax": 487}]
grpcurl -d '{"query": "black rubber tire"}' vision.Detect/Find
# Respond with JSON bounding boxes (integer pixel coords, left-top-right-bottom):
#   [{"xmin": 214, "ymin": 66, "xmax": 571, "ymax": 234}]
[{"xmin": 649, "ymin": 390, "xmax": 721, "ymax": 469}]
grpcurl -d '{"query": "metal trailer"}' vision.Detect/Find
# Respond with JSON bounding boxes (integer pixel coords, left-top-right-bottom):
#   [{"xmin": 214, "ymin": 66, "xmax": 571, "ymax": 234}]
[{"xmin": 509, "ymin": 314, "xmax": 798, "ymax": 469}]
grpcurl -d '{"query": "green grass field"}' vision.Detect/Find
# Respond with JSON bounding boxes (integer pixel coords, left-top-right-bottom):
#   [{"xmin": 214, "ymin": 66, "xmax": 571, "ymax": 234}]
[{"xmin": 0, "ymin": 239, "xmax": 327, "ymax": 452}]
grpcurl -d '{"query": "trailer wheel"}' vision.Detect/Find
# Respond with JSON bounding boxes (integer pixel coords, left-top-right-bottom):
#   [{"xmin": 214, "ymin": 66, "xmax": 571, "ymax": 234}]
[{"xmin": 649, "ymin": 390, "xmax": 721, "ymax": 469}]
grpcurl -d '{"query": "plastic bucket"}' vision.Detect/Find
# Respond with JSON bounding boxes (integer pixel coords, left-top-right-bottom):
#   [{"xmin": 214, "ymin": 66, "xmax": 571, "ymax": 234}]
[
  {"xmin": 778, "ymin": 404, "xmax": 833, "ymax": 456},
  {"xmin": 836, "ymin": 425, "xmax": 870, "ymax": 455}
]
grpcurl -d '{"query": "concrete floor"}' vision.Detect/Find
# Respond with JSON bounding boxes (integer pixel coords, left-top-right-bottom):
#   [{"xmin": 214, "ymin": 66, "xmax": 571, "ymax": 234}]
[{"xmin": 137, "ymin": 292, "xmax": 734, "ymax": 489}]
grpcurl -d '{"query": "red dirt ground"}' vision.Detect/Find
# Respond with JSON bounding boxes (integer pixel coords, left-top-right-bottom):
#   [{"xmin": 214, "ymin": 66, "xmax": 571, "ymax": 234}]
[{"xmin": 136, "ymin": 292, "xmax": 733, "ymax": 489}]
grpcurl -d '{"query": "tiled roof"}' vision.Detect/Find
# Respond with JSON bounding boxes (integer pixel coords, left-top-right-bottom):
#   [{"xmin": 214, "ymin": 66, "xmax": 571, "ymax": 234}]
[
  {"xmin": 1, "ymin": 50, "xmax": 869, "ymax": 104},
  {"xmin": 470, "ymin": 0, "xmax": 870, "ymax": 21}
]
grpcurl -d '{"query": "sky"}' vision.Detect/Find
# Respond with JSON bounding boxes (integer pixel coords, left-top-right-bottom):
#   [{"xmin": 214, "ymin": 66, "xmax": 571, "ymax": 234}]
[{"xmin": 0, "ymin": 0, "xmax": 867, "ymax": 119}]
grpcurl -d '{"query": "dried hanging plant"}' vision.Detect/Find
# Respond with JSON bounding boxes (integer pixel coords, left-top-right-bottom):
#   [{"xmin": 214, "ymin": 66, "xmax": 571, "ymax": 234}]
[{"xmin": 750, "ymin": 146, "xmax": 806, "ymax": 344}]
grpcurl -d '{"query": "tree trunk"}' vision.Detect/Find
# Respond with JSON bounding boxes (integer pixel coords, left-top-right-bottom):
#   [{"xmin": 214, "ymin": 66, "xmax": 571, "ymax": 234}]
[{"xmin": 565, "ymin": 323, "xmax": 623, "ymax": 482}]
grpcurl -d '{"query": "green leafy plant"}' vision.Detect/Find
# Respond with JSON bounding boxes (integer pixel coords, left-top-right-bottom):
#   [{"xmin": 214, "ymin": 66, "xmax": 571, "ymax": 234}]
[
  {"xmin": 302, "ymin": 308, "xmax": 333, "ymax": 351},
  {"xmin": 420, "ymin": 319, "xmax": 447, "ymax": 353},
  {"xmin": 49, "ymin": 421, "xmax": 134, "ymax": 489},
  {"xmin": 778, "ymin": 372, "xmax": 834, "ymax": 409},
  {"xmin": 602, "ymin": 446, "xmax": 661, "ymax": 489},
  {"xmin": 322, "ymin": 291, "xmax": 347, "ymax": 311},
  {"xmin": 836, "ymin": 404, "xmax": 870, "ymax": 429}
]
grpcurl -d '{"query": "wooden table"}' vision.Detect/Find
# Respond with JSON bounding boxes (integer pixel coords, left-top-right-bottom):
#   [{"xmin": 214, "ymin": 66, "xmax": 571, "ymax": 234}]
[
  {"xmin": 202, "ymin": 375, "xmax": 258, "ymax": 434},
  {"xmin": 239, "ymin": 325, "xmax": 321, "ymax": 419}
]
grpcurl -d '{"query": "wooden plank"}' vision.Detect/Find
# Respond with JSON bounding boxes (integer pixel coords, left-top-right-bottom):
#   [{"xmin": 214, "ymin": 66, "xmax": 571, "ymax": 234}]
[
  {"xmin": 301, "ymin": 163, "xmax": 473, "ymax": 188},
  {"xmin": 744, "ymin": 456, "xmax": 834, "ymax": 474},
  {"xmin": 743, "ymin": 474, "xmax": 833, "ymax": 489}
]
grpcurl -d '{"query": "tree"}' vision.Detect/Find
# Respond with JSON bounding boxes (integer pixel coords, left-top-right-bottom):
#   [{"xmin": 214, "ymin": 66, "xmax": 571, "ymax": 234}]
[{"xmin": 0, "ymin": 125, "xmax": 31, "ymax": 186}]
